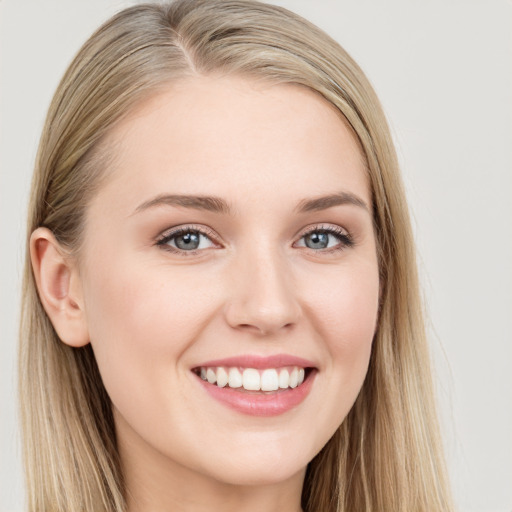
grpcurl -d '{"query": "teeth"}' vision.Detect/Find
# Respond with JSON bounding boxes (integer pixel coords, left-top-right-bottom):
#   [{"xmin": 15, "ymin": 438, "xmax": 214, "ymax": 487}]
[
  {"xmin": 228, "ymin": 367, "xmax": 242, "ymax": 388},
  {"xmin": 216, "ymin": 367, "xmax": 228, "ymax": 387},
  {"xmin": 243, "ymin": 368, "xmax": 260, "ymax": 391},
  {"xmin": 206, "ymin": 368, "xmax": 217, "ymax": 384},
  {"xmin": 197, "ymin": 365, "xmax": 308, "ymax": 391},
  {"xmin": 289, "ymin": 367, "xmax": 299, "ymax": 388},
  {"xmin": 260, "ymin": 369, "xmax": 279, "ymax": 391},
  {"xmin": 278, "ymin": 369, "xmax": 289, "ymax": 389}
]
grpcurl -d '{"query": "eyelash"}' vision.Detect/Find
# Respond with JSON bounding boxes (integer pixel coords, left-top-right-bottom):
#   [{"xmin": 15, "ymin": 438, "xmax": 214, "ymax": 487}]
[
  {"xmin": 294, "ymin": 224, "xmax": 354, "ymax": 253},
  {"xmin": 156, "ymin": 225, "xmax": 219, "ymax": 255},
  {"xmin": 155, "ymin": 224, "xmax": 354, "ymax": 255}
]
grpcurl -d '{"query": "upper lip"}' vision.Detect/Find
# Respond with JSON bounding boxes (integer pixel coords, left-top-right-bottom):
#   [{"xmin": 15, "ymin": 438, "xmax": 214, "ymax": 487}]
[{"xmin": 193, "ymin": 353, "xmax": 317, "ymax": 370}]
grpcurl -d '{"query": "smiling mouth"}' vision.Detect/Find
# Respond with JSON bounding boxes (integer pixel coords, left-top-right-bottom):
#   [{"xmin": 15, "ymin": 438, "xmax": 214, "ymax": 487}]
[
  {"xmin": 192, "ymin": 357, "xmax": 317, "ymax": 416},
  {"xmin": 192, "ymin": 366, "xmax": 313, "ymax": 392}
]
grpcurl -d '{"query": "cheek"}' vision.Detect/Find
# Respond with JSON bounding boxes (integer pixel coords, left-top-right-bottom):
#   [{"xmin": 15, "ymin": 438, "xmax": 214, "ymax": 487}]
[
  {"xmin": 305, "ymin": 258, "xmax": 379, "ymax": 383},
  {"xmin": 81, "ymin": 255, "xmax": 216, "ymax": 412},
  {"xmin": 85, "ymin": 253, "xmax": 211, "ymax": 341}
]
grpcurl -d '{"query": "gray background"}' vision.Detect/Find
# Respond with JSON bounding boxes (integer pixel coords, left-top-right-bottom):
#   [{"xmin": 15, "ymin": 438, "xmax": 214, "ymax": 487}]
[{"xmin": 1, "ymin": 1, "xmax": 511, "ymax": 511}]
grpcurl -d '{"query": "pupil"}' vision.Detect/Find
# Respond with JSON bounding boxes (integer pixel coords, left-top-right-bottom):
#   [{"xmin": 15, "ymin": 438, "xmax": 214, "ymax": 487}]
[
  {"xmin": 176, "ymin": 232, "xmax": 200, "ymax": 250},
  {"xmin": 306, "ymin": 231, "xmax": 329, "ymax": 249}
]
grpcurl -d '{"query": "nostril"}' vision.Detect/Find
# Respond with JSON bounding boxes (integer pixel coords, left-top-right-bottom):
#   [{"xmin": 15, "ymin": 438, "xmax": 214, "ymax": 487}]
[
  {"xmin": 237, "ymin": 323, "xmax": 275, "ymax": 336},
  {"xmin": 224, "ymin": 288, "xmax": 302, "ymax": 335},
  {"xmin": 231, "ymin": 319, "xmax": 298, "ymax": 336}
]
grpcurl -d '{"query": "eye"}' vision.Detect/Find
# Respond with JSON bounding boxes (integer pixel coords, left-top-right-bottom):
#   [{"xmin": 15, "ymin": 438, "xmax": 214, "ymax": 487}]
[
  {"xmin": 156, "ymin": 226, "xmax": 217, "ymax": 253},
  {"xmin": 295, "ymin": 226, "xmax": 353, "ymax": 251}
]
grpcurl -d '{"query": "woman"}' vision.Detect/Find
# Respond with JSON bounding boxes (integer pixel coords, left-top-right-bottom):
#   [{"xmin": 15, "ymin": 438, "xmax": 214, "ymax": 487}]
[{"xmin": 19, "ymin": 1, "xmax": 453, "ymax": 510}]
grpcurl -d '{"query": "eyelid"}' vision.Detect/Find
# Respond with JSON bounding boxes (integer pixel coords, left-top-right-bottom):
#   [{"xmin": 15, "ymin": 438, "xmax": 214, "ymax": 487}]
[
  {"xmin": 295, "ymin": 223, "xmax": 349, "ymax": 238},
  {"xmin": 154, "ymin": 222, "xmax": 354, "ymax": 255},
  {"xmin": 293, "ymin": 223, "xmax": 354, "ymax": 251},
  {"xmin": 156, "ymin": 224, "xmax": 218, "ymax": 242},
  {"xmin": 155, "ymin": 224, "xmax": 221, "ymax": 253}
]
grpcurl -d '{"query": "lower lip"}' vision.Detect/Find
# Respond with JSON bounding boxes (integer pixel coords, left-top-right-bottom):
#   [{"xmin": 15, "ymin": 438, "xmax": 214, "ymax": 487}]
[{"xmin": 195, "ymin": 370, "xmax": 316, "ymax": 417}]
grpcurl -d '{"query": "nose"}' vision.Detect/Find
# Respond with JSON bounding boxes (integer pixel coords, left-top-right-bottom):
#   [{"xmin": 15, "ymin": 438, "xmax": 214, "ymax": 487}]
[{"xmin": 224, "ymin": 247, "xmax": 302, "ymax": 336}]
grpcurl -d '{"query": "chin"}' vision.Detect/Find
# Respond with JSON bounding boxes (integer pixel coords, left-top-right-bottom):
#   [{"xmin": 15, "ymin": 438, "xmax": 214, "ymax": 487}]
[
  {"xmin": 209, "ymin": 459, "xmax": 306, "ymax": 487},
  {"xmin": 196, "ymin": 438, "xmax": 314, "ymax": 487}
]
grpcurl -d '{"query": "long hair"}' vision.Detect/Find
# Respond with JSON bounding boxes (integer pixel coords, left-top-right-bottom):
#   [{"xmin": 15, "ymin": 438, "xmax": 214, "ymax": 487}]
[{"xmin": 19, "ymin": 1, "xmax": 453, "ymax": 510}]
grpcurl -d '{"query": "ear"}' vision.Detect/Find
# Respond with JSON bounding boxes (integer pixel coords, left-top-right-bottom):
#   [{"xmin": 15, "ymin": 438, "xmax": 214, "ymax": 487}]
[{"xmin": 30, "ymin": 227, "xmax": 90, "ymax": 347}]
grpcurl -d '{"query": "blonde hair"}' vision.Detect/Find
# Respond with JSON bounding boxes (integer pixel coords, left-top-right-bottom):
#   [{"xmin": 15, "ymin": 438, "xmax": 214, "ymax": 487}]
[{"xmin": 20, "ymin": 1, "xmax": 453, "ymax": 510}]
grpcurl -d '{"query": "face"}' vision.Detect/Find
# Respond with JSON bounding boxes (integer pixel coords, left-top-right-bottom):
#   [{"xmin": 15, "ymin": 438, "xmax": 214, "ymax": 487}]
[{"xmin": 78, "ymin": 76, "xmax": 379, "ymax": 488}]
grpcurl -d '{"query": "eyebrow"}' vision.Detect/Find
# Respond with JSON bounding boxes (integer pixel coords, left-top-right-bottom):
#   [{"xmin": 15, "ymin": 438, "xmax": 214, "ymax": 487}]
[
  {"xmin": 133, "ymin": 190, "xmax": 369, "ymax": 216},
  {"xmin": 295, "ymin": 191, "xmax": 369, "ymax": 213},
  {"xmin": 133, "ymin": 194, "xmax": 231, "ymax": 215}
]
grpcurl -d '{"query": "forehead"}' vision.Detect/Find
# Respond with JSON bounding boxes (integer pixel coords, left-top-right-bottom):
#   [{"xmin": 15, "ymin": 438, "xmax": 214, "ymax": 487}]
[{"xmin": 90, "ymin": 75, "xmax": 369, "ymax": 216}]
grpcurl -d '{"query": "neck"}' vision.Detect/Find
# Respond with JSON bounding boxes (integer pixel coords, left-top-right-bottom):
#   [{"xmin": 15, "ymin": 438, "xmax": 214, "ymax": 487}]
[
  {"xmin": 118, "ymin": 416, "xmax": 305, "ymax": 512},
  {"xmin": 125, "ymin": 473, "xmax": 305, "ymax": 512}
]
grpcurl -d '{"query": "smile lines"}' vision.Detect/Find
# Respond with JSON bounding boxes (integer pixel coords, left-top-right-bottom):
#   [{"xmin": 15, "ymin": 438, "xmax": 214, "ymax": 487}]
[{"xmin": 195, "ymin": 366, "xmax": 306, "ymax": 391}]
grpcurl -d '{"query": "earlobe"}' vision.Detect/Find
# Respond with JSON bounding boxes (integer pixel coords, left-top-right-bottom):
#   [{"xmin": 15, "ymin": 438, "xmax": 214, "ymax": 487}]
[{"xmin": 30, "ymin": 227, "xmax": 90, "ymax": 347}]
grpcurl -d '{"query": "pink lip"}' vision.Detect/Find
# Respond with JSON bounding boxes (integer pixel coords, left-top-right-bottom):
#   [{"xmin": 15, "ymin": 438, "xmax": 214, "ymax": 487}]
[
  {"xmin": 194, "ymin": 353, "xmax": 317, "ymax": 370},
  {"xmin": 192, "ymin": 354, "xmax": 317, "ymax": 417}
]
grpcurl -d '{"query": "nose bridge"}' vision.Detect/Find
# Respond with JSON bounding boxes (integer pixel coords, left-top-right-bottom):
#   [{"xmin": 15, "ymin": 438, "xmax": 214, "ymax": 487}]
[{"xmin": 225, "ymin": 240, "xmax": 301, "ymax": 334}]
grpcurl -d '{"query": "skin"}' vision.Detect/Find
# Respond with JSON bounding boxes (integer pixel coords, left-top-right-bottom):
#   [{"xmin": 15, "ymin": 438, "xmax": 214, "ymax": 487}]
[{"xmin": 32, "ymin": 76, "xmax": 380, "ymax": 512}]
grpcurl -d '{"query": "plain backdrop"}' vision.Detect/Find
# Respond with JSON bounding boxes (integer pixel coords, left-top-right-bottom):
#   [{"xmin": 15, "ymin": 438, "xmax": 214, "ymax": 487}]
[{"xmin": 1, "ymin": 1, "xmax": 511, "ymax": 511}]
